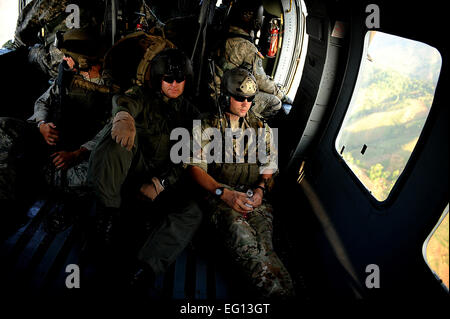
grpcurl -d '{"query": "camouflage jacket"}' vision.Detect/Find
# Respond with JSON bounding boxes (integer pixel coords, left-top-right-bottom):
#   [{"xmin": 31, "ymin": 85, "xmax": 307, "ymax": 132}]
[{"xmin": 186, "ymin": 110, "xmax": 278, "ymax": 188}]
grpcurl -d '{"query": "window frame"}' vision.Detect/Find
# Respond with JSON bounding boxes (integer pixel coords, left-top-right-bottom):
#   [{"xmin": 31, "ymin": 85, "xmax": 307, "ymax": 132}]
[
  {"xmin": 332, "ymin": 30, "xmax": 443, "ymax": 208},
  {"xmin": 422, "ymin": 204, "xmax": 449, "ymax": 293}
]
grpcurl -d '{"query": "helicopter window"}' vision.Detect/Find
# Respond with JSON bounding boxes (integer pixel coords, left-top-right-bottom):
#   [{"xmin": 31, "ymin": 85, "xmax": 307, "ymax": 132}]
[
  {"xmin": 0, "ymin": 1, "xmax": 19, "ymax": 47},
  {"xmin": 335, "ymin": 31, "xmax": 442, "ymax": 202},
  {"xmin": 423, "ymin": 204, "xmax": 449, "ymax": 292}
]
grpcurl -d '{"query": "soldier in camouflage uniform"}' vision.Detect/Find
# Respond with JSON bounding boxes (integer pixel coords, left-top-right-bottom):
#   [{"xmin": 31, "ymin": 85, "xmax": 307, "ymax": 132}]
[
  {"xmin": 14, "ymin": 0, "xmax": 104, "ymax": 78},
  {"xmin": 0, "ymin": 28, "xmax": 115, "ymax": 216},
  {"xmin": 210, "ymin": 1, "xmax": 291, "ymax": 119},
  {"xmin": 88, "ymin": 49, "xmax": 203, "ymax": 282},
  {"xmin": 186, "ymin": 68, "xmax": 295, "ymax": 298}
]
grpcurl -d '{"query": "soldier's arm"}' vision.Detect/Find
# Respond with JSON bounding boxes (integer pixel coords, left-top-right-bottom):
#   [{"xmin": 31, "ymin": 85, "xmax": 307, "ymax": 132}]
[
  {"xmin": 112, "ymin": 91, "xmax": 143, "ymax": 118},
  {"xmin": 110, "ymin": 93, "xmax": 140, "ymax": 151},
  {"xmin": 184, "ymin": 116, "xmax": 252, "ymax": 212},
  {"xmin": 50, "ymin": 116, "xmax": 107, "ymax": 169},
  {"xmin": 187, "ymin": 165, "xmax": 222, "ymax": 195},
  {"xmin": 258, "ymin": 124, "xmax": 278, "ymax": 190},
  {"xmin": 28, "ymin": 83, "xmax": 59, "ymax": 123},
  {"xmin": 187, "ymin": 165, "xmax": 253, "ymax": 214},
  {"xmin": 29, "ymin": 83, "xmax": 61, "ymax": 145},
  {"xmin": 250, "ymin": 53, "xmax": 280, "ymax": 97}
]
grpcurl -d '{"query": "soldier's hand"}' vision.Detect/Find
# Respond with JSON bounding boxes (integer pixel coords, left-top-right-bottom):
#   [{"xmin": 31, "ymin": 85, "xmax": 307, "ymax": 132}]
[
  {"xmin": 282, "ymin": 95, "xmax": 293, "ymax": 104},
  {"xmin": 39, "ymin": 122, "xmax": 59, "ymax": 146},
  {"xmin": 51, "ymin": 150, "xmax": 79, "ymax": 170},
  {"xmin": 249, "ymin": 188, "xmax": 263, "ymax": 208},
  {"xmin": 222, "ymin": 189, "xmax": 254, "ymax": 214},
  {"xmin": 140, "ymin": 177, "xmax": 165, "ymax": 201},
  {"xmin": 111, "ymin": 111, "xmax": 136, "ymax": 151},
  {"xmin": 63, "ymin": 57, "xmax": 76, "ymax": 71}
]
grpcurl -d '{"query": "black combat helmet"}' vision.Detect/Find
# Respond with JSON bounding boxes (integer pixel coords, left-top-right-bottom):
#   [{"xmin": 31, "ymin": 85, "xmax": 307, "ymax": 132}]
[
  {"xmin": 220, "ymin": 67, "xmax": 258, "ymax": 109},
  {"xmin": 58, "ymin": 27, "xmax": 106, "ymax": 70},
  {"xmin": 149, "ymin": 48, "xmax": 193, "ymax": 94}
]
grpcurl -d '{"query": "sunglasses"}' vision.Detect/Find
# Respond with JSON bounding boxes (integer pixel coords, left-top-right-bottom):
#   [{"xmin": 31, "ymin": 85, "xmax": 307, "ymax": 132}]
[
  {"xmin": 162, "ymin": 74, "xmax": 185, "ymax": 83},
  {"xmin": 232, "ymin": 95, "xmax": 256, "ymax": 102}
]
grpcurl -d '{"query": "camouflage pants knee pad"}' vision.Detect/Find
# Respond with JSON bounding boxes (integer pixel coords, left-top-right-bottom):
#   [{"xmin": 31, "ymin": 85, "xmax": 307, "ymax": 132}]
[{"xmin": 252, "ymin": 92, "xmax": 282, "ymax": 118}]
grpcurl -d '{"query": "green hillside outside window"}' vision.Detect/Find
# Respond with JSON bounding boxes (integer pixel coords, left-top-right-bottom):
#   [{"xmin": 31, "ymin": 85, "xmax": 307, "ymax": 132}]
[{"xmin": 335, "ymin": 31, "xmax": 442, "ymax": 202}]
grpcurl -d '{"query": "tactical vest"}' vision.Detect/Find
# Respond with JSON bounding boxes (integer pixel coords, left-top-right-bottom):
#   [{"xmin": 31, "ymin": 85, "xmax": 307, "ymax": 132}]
[
  {"xmin": 208, "ymin": 112, "xmax": 265, "ymax": 188},
  {"xmin": 50, "ymin": 73, "xmax": 116, "ymax": 150}
]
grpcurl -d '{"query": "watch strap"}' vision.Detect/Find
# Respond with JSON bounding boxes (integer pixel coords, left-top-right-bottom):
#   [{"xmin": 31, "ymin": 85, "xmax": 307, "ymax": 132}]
[
  {"xmin": 254, "ymin": 185, "xmax": 266, "ymax": 195},
  {"xmin": 215, "ymin": 186, "xmax": 225, "ymax": 197}
]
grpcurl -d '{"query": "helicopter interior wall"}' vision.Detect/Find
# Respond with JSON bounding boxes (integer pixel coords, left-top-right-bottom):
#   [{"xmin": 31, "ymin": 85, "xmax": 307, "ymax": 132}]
[
  {"xmin": 276, "ymin": 0, "xmax": 352, "ymax": 170},
  {"xmin": 285, "ymin": 0, "xmax": 448, "ymax": 299}
]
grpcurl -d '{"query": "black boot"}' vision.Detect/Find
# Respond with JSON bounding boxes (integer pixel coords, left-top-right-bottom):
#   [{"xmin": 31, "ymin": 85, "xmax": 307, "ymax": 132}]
[
  {"xmin": 0, "ymin": 200, "xmax": 30, "ymax": 239},
  {"xmin": 94, "ymin": 204, "xmax": 120, "ymax": 248},
  {"xmin": 128, "ymin": 260, "xmax": 156, "ymax": 294}
]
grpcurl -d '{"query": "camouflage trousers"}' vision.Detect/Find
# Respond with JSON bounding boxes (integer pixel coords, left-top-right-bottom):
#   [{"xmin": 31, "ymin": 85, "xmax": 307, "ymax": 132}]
[
  {"xmin": 209, "ymin": 195, "xmax": 295, "ymax": 298},
  {"xmin": 0, "ymin": 117, "xmax": 90, "ymax": 202},
  {"xmin": 252, "ymin": 92, "xmax": 282, "ymax": 119},
  {"xmin": 0, "ymin": 117, "xmax": 30, "ymax": 201}
]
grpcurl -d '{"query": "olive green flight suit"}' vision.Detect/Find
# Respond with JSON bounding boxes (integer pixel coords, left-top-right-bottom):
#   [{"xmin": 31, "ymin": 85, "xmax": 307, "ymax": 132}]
[
  {"xmin": 88, "ymin": 87, "xmax": 202, "ymax": 275},
  {"xmin": 186, "ymin": 111, "xmax": 295, "ymax": 298}
]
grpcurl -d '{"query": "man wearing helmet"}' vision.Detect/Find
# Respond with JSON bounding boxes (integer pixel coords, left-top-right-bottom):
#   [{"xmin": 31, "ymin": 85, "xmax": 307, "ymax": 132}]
[
  {"xmin": 185, "ymin": 67, "xmax": 295, "ymax": 298},
  {"xmin": 0, "ymin": 27, "xmax": 115, "ymax": 231},
  {"xmin": 28, "ymin": 27, "xmax": 113, "ymax": 185},
  {"xmin": 15, "ymin": 0, "xmax": 105, "ymax": 79},
  {"xmin": 88, "ymin": 48, "xmax": 202, "ymax": 283},
  {"xmin": 211, "ymin": 0, "xmax": 291, "ymax": 119}
]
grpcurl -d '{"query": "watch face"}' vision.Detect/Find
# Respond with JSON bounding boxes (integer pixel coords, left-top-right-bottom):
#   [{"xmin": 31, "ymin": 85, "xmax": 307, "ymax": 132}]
[{"xmin": 215, "ymin": 188, "xmax": 223, "ymax": 196}]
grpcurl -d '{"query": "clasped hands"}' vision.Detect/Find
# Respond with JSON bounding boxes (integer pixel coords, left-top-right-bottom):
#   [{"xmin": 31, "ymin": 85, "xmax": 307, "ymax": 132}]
[{"xmin": 221, "ymin": 187, "xmax": 264, "ymax": 215}]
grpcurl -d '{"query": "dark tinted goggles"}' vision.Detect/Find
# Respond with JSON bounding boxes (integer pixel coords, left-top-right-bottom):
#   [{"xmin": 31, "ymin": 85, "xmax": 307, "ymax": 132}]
[
  {"xmin": 162, "ymin": 74, "xmax": 185, "ymax": 83},
  {"xmin": 232, "ymin": 94, "xmax": 256, "ymax": 102}
]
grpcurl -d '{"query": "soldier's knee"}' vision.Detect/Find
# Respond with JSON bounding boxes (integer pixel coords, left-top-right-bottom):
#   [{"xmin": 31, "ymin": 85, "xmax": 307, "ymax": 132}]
[
  {"xmin": 227, "ymin": 220, "xmax": 263, "ymax": 258},
  {"xmin": 273, "ymin": 99, "xmax": 282, "ymax": 111},
  {"xmin": 183, "ymin": 201, "xmax": 203, "ymax": 224},
  {"xmin": 266, "ymin": 96, "xmax": 282, "ymax": 113},
  {"xmin": 92, "ymin": 136, "xmax": 133, "ymax": 167}
]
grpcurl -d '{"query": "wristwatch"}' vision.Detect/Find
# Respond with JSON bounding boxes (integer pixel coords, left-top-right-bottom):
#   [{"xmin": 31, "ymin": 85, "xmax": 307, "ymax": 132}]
[
  {"xmin": 255, "ymin": 185, "xmax": 266, "ymax": 195},
  {"xmin": 160, "ymin": 178, "xmax": 167, "ymax": 189},
  {"xmin": 37, "ymin": 120, "xmax": 46, "ymax": 128},
  {"xmin": 214, "ymin": 187, "xmax": 225, "ymax": 198}
]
